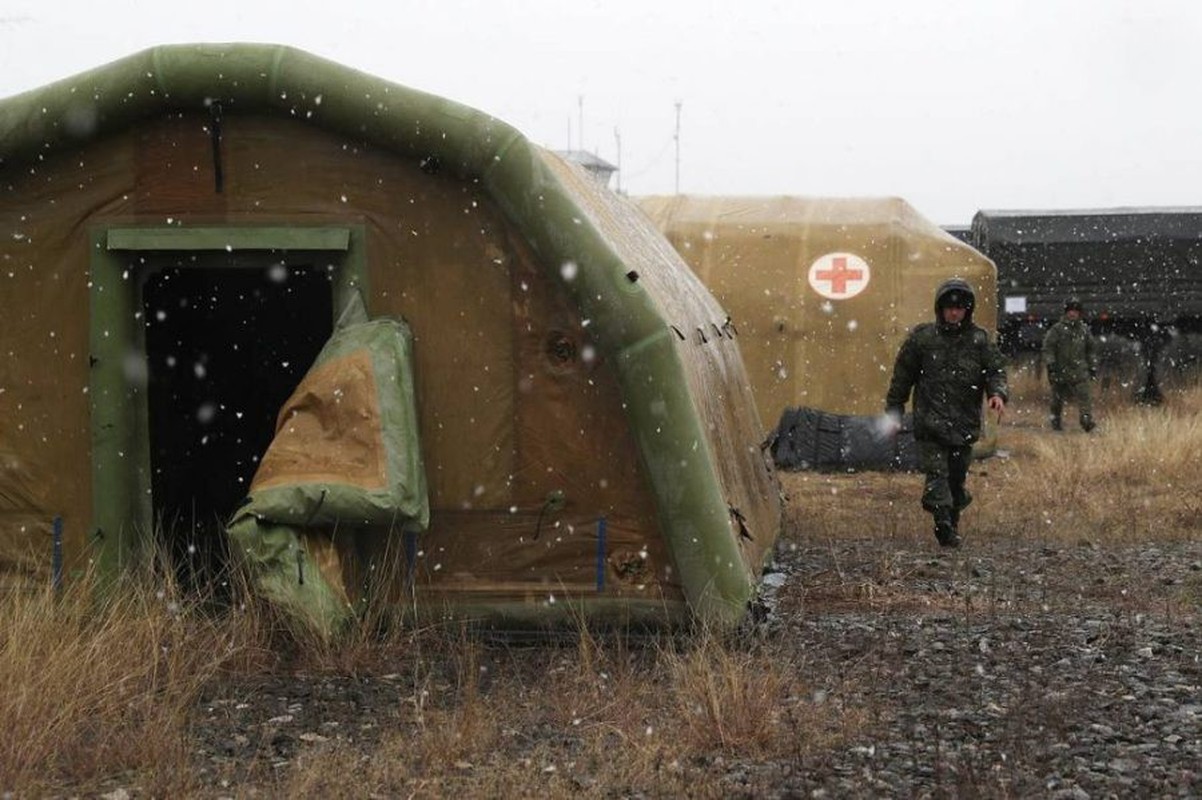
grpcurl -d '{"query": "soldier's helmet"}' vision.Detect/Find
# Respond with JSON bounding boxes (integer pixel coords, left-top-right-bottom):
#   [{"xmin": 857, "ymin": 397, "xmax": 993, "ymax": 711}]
[
  {"xmin": 942, "ymin": 290, "xmax": 970, "ymax": 308},
  {"xmin": 934, "ymin": 278, "xmax": 975, "ymax": 311},
  {"xmin": 1064, "ymin": 297, "xmax": 1084, "ymax": 313},
  {"xmin": 933, "ymin": 278, "xmax": 977, "ymax": 325}
]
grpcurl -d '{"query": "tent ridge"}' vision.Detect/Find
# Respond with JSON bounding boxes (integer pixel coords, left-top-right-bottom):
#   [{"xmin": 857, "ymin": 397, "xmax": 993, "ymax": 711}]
[{"xmin": 0, "ymin": 43, "xmax": 527, "ymax": 184}]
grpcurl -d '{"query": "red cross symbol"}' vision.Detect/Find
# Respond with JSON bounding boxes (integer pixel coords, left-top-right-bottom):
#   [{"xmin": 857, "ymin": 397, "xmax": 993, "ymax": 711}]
[
  {"xmin": 808, "ymin": 252, "xmax": 871, "ymax": 300},
  {"xmin": 815, "ymin": 256, "xmax": 864, "ymax": 295}
]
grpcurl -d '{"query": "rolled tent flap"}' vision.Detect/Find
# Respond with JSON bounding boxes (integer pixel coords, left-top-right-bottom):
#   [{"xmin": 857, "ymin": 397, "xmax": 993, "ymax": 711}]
[
  {"xmin": 228, "ymin": 295, "xmax": 429, "ymax": 634},
  {"xmin": 225, "ymin": 517, "xmax": 354, "ymax": 639}
]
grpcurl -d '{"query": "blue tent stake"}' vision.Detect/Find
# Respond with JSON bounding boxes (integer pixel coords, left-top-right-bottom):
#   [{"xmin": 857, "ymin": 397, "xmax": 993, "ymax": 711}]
[
  {"xmin": 595, "ymin": 517, "xmax": 607, "ymax": 592},
  {"xmin": 52, "ymin": 516, "xmax": 63, "ymax": 593}
]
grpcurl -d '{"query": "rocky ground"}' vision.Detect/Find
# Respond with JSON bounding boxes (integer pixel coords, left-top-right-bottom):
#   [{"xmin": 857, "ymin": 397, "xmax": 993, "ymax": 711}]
[
  {"xmin": 175, "ymin": 531, "xmax": 1202, "ymax": 798},
  {"xmin": 755, "ymin": 535, "xmax": 1202, "ymax": 798}
]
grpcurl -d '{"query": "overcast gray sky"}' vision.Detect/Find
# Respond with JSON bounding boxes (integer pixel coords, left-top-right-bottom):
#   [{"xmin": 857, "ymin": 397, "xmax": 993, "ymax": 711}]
[{"xmin": 2, "ymin": 0, "xmax": 1199, "ymax": 223}]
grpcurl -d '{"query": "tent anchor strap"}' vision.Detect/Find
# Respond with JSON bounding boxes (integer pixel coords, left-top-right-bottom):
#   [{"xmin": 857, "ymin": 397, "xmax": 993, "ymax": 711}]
[{"xmin": 595, "ymin": 517, "xmax": 606, "ymax": 593}]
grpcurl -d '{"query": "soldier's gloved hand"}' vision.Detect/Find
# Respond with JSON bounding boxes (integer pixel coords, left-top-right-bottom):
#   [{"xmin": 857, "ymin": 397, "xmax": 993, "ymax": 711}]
[{"xmin": 879, "ymin": 409, "xmax": 903, "ymax": 439}]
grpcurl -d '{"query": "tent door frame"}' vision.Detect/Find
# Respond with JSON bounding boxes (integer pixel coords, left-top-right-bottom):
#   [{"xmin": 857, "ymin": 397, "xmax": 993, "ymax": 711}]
[{"xmin": 88, "ymin": 224, "xmax": 368, "ymax": 579}]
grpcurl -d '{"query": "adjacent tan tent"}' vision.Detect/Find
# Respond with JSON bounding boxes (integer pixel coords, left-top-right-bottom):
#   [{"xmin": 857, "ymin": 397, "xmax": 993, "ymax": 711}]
[
  {"xmin": 0, "ymin": 45, "xmax": 780, "ymax": 632},
  {"xmin": 638, "ymin": 196, "xmax": 999, "ymax": 429}
]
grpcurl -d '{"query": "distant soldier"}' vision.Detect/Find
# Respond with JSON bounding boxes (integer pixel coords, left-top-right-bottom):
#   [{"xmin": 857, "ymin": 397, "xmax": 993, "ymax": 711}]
[
  {"xmin": 1042, "ymin": 298, "xmax": 1098, "ymax": 432},
  {"xmin": 884, "ymin": 279, "xmax": 1009, "ymax": 548}
]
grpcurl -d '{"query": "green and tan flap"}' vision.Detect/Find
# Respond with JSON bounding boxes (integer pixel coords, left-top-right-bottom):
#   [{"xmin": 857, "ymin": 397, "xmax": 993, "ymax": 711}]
[{"xmin": 244, "ymin": 295, "xmax": 429, "ymax": 530}]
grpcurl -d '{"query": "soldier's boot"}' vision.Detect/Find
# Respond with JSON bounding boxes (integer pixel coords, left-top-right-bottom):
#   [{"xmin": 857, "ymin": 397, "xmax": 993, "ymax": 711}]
[
  {"xmin": 1049, "ymin": 414, "xmax": 1063, "ymax": 431},
  {"xmin": 951, "ymin": 490, "xmax": 971, "ymax": 533},
  {"xmin": 1080, "ymin": 414, "xmax": 1096, "ymax": 433},
  {"xmin": 933, "ymin": 509, "xmax": 960, "ymax": 549}
]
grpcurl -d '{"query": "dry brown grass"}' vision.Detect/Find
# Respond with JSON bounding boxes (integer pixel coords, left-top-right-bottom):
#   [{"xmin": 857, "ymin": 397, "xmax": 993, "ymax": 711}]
[
  {"xmin": 661, "ymin": 632, "xmax": 804, "ymax": 757},
  {"xmin": 0, "ymin": 565, "xmax": 275, "ymax": 795},
  {"xmin": 0, "ymin": 560, "xmax": 857, "ymax": 798},
  {"xmin": 5, "ymin": 375, "xmax": 1197, "ymax": 796},
  {"xmin": 976, "ymin": 376, "xmax": 1202, "ymax": 544},
  {"xmin": 264, "ymin": 622, "xmax": 858, "ymax": 799},
  {"xmin": 783, "ymin": 378, "xmax": 1202, "ymax": 549}
]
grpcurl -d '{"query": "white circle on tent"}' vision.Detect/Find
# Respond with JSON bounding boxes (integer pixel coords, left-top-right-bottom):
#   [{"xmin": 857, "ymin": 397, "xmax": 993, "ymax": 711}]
[{"xmin": 808, "ymin": 252, "xmax": 871, "ymax": 300}]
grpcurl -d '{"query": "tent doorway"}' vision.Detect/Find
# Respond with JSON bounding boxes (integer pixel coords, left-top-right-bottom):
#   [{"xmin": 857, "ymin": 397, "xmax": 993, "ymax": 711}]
[
  {"xmin": 90, "ymin": 225, "xmax": 366, "ymax": 580},
  {"xmin": 141, "ymin": 260, "xmax": 333, "ymax": 586}
]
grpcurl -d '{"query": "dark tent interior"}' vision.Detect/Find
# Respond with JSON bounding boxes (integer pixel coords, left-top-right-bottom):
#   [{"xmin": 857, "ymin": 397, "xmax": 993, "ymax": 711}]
[{"xmin": 142, "ymin": 259, "xmax": 332, "ymax": 582}]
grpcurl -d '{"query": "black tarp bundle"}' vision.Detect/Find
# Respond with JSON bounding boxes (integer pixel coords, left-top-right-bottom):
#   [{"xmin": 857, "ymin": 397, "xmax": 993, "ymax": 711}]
[{"xmin": 771, "ymin": 407, "xmax": 918, "ymax": 472}]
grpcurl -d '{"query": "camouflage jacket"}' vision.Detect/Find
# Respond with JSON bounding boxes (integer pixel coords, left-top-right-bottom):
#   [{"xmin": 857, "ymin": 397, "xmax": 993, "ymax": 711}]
[
  {"xmin": 885, "ymin": 322, "xmax": 1009, "ymax": 447},
  {"xmin": 1042, "ymin": 316, "xmax": 1097, "ymax": 385}
]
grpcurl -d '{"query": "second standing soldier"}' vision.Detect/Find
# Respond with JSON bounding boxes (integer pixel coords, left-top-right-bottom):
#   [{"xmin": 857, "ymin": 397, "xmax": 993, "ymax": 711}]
[{"xmin": 1042, "ymin": 297, "xmax": 1098, "ymax": 432}]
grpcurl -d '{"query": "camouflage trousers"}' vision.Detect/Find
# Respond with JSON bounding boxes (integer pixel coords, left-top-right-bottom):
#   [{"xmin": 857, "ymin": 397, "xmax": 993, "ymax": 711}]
[
  {"xmin": 1050, "ymin": 380, "xmax": 1092, "ymax": 424},
  {"xmin": 917, "ymin": 441, "xmax": 974, "ymax": 514}
]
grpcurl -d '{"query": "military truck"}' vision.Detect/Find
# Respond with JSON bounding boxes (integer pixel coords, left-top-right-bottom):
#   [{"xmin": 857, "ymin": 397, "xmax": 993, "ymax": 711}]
[
  {"xmin": 943, "ymin": 225, "xmax": 973, "ymax": 245},
  {"xmin": 968, "ymin": 208, "xmax": 1202, "ymax": 400}
]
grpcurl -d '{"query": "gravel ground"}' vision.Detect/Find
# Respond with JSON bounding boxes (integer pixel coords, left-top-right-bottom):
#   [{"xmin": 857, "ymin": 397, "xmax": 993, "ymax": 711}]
[
  {"xmin": 175, "ymin": 534, "xmax": 1202, "ymax": 798},
  {"xmin": 753, "ymin": 536, "xmax": 1202, "ymax": 798}
]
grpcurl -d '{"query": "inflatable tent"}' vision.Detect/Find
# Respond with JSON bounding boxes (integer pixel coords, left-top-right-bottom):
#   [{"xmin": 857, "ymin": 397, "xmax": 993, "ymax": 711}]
[
  {"xmin": 638, "ymin": 196, "xmax": 999, "ymax": 466},
  {"xmin": 0, "ymin": 45, "xmax": 780, "ymax": 632}
]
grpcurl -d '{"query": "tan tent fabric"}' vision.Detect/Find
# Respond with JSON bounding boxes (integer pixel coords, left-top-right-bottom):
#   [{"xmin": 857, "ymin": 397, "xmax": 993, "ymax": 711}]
[
  {"xmin": 254, "ymin": 349, "xmax": 387, "ymax": 492},
  {"xmin": 0, "ymin": 137, "xmax": 124, "ymax": 587},
  {"xmin": 639, "ymin": 196, "xmax": 998, "ymax": 427}
]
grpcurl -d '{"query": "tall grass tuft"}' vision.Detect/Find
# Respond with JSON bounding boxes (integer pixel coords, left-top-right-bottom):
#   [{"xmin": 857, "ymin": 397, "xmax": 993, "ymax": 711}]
[
  {"xmin": 662, "ymin": 632, "xmax": 798, "ymax": 757},
  {"xmin": 0, "ymin": 561, "xmax": 271, "ymax": 795}
]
